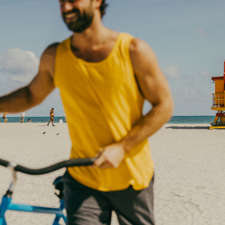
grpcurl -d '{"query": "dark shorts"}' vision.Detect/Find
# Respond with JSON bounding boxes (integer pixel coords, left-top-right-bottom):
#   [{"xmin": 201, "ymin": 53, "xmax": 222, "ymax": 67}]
[{"xmin": 63, "ymin": 171, "xmax": 155, "ymax": 225}]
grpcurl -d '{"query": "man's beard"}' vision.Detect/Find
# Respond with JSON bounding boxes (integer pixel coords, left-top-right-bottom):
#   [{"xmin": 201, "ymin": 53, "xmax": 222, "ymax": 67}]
[{"xmin": 63, "ymin": 7, "xmax": 94, "ymax": 33}]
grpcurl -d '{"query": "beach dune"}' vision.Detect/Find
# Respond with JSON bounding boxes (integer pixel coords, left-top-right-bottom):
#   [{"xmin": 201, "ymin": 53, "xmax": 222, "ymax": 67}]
[{"xmin": 0, "ymin": 123, "xmax": 225, "ymax": 224}]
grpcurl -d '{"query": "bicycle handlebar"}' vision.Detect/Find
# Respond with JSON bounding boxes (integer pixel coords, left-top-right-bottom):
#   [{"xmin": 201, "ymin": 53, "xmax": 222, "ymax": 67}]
[{"xmin": 0, "ymin": 158, "xmax": 96, "ymax": 175}]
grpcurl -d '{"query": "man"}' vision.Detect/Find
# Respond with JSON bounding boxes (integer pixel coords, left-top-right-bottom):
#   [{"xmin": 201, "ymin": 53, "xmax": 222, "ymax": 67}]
[
  {"xmin": 0, "ymin": 0, "xmax": 173, "ymax": 224},
  {"xmin": 47, "ymin": 107, "xmax": 55, "ymax": 126},
  {"xmin": 20, "ymin": 112, "xmax": 26, "ymax": 123}
]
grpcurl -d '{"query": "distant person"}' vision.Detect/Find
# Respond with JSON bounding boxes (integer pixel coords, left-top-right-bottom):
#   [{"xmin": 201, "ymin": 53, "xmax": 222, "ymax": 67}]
[
  {"xmin": 3, "ymin": 113, "xmax": 8, "ymax": 123},
  {"xmin": 47, "ymin": 107, "xmax": 55, "ymax": 126},
  {"xmin": 59, "ymin": 118, "xmax": 63, "ymax": 123},
  {"xmin": 28, "ymin": 118, "xmax": 32, "ymax": 123},
  {"xmin": 20, "ymin": 112, "xmax": 26, "ymax": 123}
]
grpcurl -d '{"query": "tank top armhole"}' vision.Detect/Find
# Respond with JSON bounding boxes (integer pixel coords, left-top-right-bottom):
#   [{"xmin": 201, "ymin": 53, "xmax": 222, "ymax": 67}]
[
  {"xmin": 54, "ymin": 38, "xmax": 70, "ymax": 88},
  {"xmin": 121, "ymin": 33, "xmax": 145, "ymax": 100},
  {"xmin": 53, "ymin": 44, "xmax": 60, "ymax": 88},
  {"xmin": 122, "ymin": 33, "xmax": 134, "ymax": 73}
]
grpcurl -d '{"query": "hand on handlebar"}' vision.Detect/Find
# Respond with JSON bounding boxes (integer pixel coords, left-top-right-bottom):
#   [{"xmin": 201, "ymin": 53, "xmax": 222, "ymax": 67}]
[{"xmin": 92, "ymin": 143, "xmax": 126, "ymax": 169}]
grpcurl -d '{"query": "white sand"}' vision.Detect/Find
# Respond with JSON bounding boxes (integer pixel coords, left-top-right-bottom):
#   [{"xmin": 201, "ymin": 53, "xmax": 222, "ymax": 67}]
[{"xmin": 0, "ymin": 123, "xmax": 224, "ymax": 225}]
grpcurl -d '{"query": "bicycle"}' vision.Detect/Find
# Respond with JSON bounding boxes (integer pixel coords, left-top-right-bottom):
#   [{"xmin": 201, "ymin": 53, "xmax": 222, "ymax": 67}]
[{"xmin": 0, "ymin": 157, "xmax": 95, "ymax": 225}]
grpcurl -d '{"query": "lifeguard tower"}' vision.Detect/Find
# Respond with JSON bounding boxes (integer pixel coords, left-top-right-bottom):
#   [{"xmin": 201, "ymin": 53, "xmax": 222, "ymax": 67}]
[{"xmin": 210, "ymin": 61, "xmax": 225, "ymax": 130}]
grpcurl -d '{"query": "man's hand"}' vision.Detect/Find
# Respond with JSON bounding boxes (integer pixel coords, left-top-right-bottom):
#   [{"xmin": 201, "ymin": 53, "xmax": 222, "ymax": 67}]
[{"xmin": 92, "ymin": 143, "xmax": 126, "ymax": 169}]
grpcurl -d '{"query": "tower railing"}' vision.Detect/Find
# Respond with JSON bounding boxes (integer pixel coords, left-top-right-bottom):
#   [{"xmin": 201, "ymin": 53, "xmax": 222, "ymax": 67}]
[{"xmin": 212, "ymin": 92, "xmax": 225, "ymax": 108}]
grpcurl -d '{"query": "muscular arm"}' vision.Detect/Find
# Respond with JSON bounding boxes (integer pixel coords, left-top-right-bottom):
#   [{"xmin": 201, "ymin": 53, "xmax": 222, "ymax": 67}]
[
  {"xmin": 94, "ymin": 38, "xmax": 173, "ymax": 168},
  {"xmin": 0, "ymin": 43, "xmax": 58, "ymax": 113},
  {"xmin": 120, "ymin": 38, "xmax": 173, "ymax": 152}
]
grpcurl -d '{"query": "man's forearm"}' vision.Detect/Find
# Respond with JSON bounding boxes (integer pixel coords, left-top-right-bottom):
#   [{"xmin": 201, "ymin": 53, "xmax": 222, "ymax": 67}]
[
  {"xmin": 0, "ymin": 86, "xmax": 40, "ymax": 113},
  {"xmin": 120, "ymin": 101, "xmax": 173, "ymax": 153}
]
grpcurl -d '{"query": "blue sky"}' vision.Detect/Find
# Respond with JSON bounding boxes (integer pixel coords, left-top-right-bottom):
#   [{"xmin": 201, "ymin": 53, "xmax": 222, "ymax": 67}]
[{"xmin": 0, "ymin": 0, "xmax": 225, "ymax": 116}]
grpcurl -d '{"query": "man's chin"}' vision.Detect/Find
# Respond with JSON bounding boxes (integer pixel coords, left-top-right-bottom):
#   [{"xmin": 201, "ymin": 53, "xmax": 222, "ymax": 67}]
[
  {"xmin": 67, "ymin": 24, "xmax": 89, "ymax": 33},
  {"xmin": 65, "ymin": 18, "xmax": 93, "ymax": 33}
]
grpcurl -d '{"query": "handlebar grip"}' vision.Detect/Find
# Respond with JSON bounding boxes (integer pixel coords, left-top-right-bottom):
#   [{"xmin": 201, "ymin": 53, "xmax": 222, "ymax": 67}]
[
  {"xmin": 0, "ymin": 157, "xmax": 96, "ymax": 175},
  {"xmin": 0, "ymin": 159, "xmax": 9, "ymax": 167}
]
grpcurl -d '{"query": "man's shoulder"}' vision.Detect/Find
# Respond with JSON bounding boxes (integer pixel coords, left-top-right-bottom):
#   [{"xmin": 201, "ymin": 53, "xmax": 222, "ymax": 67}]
[
  {"xmin": 40, "ymin": 42, "xmax": 60, "ymax": 65},
  {"xmin": 42, "ymin": 37, "xmax": 71, "ymax": 60},
  {"xmin": 115, "ymin": 33, "xmax": 149, "ymax": 58},
  {"xmin": 128, "ymin": 38, "xmax": 156, "ymax": 66},
  {"xmin": 39, "ymin": 43, "xmax": 60, "ymax": 76},
  {"xmin": 42, "ymin": 43, "xmax": 60, "ymax": 58},
  {"xmin": 129, "ymin": 38, "xmax": 150, "ymax": 55}
]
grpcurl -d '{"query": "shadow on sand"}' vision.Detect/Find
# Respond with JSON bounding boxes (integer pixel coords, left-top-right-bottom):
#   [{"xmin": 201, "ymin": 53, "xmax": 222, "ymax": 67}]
[{"xmin": 166, "ymin": 126, "xmax": 210, "ymax": 130}]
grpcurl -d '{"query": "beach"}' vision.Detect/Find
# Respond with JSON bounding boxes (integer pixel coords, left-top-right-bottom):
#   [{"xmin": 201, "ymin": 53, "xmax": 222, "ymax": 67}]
[{"xmin": 0, "ymin": 123, "xmax": 225, "ymax": 224}]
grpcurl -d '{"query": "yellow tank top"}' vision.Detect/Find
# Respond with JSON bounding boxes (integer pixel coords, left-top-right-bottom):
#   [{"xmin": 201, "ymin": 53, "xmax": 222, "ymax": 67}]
[{"xmin": 54, "ymin": 33, "xmax": 154, "ymax": 191}]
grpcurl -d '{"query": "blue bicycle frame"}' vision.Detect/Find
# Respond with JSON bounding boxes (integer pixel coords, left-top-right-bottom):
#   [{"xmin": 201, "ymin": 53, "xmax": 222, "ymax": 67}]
[
  {"xmin": 0, "ymin": 196, "xmax": 67, "ymax": 225},
  {"xmin": 0, "ymin": 165, "xmax": 67, "ymax": 225},
  {"xmin": 0, "ymin": 157, "xmax": 95, "ymax": 225}
]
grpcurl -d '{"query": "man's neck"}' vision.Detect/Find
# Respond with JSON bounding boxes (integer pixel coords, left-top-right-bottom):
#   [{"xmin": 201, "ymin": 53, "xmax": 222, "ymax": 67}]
[
  {"xmin": 71, "ymin": 17, "xmax": 110, "ymax": 50},
  {"xmin": 69, "ymin": 13, "xmax": 119, "ymax": 62}
]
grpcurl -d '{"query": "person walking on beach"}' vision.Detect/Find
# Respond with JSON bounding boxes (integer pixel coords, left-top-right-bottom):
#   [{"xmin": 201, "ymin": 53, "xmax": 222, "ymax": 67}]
[
  {"xmin": 47, "ymin": 108, "xmax": 55, "ymax": 126},
  {"xmin": 0, "ymin": 1, "xmax": 173, "ymax": 224},
  {"xmin": 20, "ymin": 112, "xmax": 26, "ymax": 123},
  {"xmin": 3, "ymin": 113, "xmax": 8, "ymax": 123}
]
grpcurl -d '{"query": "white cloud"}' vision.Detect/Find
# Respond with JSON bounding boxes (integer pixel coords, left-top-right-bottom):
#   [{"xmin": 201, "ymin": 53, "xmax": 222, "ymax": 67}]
[
  {"xmin": 163, "ymin": 64, "xmax": 180, "ymax": 79},
  {"xmin": 196, "ymin": 28, "xmax": 207, "ymax": 36},
  {"xmin": 0, "ymin": 48, "xmax": 39, "ymax": 84},
  {"xmin": 198, "ymin": 70, "xmax": 212, "ymax": 82}
]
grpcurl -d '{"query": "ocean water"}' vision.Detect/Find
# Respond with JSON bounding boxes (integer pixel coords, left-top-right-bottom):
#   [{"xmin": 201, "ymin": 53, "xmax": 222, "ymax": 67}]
[
  {"xmin": 0, "ymin": 116, "xmax": 215, "ymax": 124},
  {"xmin": 168, "ymin": 116, "xmax": 215, "ymax": 124},
  {"xmin": 0, "ymin": 117, "xmax": 66, "ymax": 123}
]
